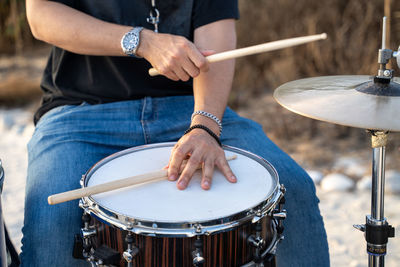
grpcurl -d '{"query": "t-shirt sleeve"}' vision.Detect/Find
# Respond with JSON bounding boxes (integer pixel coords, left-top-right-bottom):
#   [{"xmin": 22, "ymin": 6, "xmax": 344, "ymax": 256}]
[{"xmin": 192, "ymin": 0, "xmax": 239, "ymax": 30}]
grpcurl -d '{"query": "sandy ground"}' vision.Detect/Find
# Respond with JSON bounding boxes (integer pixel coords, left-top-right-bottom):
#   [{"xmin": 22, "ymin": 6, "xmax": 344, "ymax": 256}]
[{"xmin": 0, "ymin": 107, "xmax": 399, "ymax": 266}]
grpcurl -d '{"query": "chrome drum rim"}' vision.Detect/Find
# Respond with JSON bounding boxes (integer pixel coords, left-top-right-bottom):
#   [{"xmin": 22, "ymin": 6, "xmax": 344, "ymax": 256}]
[{"xmin": 80, "ymin": 142, "xmax": 283, "ymax": 237}]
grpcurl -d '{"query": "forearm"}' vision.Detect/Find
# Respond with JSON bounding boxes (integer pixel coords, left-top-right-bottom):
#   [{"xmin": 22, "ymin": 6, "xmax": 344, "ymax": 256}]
[
  {"xmin": 192, "ymin": 20, "xmax": 237, "ymax": 134},
  {"xmin": 26, "ymin": 0, "xmax": 131, "ymax": 56}
]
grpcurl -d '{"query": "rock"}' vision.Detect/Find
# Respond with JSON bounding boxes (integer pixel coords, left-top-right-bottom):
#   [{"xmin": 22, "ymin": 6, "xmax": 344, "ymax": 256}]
[
  {"xmin": 0, "ymin": 113, "xmax": 15, "ymax": 131},
  {"xmin": 306, "ymin": 170, "xmax": 323, "ymax": 184},
  {"xmin": 334, "ymin": 157, "xmax": 367, "ymax": 178},
  {"xmin": 345, "ymin": 163, "xmax": 367, "ymax": 178},
  {"xmin": 334, "ymin": 157, "xmax": 359, "ymax": 169},
  {"xmin": 321, "ymin": 173, "xmax": 354, "ymax": 192},
  {"xmin": 385, "ymin": 170, "xmax": 400, "ymax": 194},
  {"xmin": 357, "ymin": 175, "xmax": 372, "ymax": 191}
]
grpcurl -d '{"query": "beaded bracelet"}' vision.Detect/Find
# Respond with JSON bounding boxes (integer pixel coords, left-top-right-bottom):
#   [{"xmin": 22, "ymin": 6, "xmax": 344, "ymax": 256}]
[
  {"xmin": 184, "ymin": 124, "xmax": 222, "ymax": 147},
  {"xmin": 191, "ymin": 110, "xmax": 223, "ymax": 134}
]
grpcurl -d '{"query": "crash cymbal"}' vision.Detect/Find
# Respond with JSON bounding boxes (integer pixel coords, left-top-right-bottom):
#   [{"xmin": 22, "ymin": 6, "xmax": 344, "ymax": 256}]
[{"xmin": 273, "ymin": 75, "xmax": 400, "ymax": 131}]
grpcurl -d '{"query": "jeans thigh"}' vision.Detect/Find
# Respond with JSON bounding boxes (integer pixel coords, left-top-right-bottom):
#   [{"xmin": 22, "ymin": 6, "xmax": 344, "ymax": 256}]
[
  {"xmin": 20, "ymin": 102, "xmax": 145, "ymax": 266},
  {"xmin": 221, "ymin": 108, "xmax": 330, "ymax": 267}
]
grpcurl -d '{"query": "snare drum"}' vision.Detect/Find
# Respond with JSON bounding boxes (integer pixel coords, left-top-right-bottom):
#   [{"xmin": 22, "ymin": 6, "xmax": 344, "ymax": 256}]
[{"xmin": 78, "ymin": 143, "xmax": 285, "ymax": 267}]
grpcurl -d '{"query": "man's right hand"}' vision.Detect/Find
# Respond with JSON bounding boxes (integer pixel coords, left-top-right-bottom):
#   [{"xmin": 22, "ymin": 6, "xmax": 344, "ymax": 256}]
[{"xmin": 137, "ymin": 29, "xmax": 213, "ymax": 81}]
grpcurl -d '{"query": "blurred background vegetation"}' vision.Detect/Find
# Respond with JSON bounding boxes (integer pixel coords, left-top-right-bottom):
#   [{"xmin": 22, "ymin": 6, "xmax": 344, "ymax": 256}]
[
  {"xmin": 1, "ymin": 0, "xmax": 400, "ymax": 167},
  {"xmin": 1, "ymin": 0, "xmax": 400, "ymax": 102}
]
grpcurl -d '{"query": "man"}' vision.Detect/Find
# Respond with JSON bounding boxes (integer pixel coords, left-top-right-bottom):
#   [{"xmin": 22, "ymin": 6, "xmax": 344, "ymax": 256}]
[{"xmin": 22, "ymin": 0, "xmax": 329, "ymax": 266}]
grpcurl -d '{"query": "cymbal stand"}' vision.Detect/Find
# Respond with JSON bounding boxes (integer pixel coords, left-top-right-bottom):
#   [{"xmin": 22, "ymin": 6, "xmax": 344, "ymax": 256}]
[
  {"xmin": 353, "ymin": 17, "xmax": 398, "ymax": 267},
  {"xmin": 354, "ymin": 131, "xmax": 395, "ymax": 267}
]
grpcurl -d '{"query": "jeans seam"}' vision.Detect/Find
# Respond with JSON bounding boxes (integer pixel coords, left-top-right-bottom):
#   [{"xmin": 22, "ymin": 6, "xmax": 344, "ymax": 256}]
[{"xmin": 140, "ymin": 98, "xmax": 149, "ymax": 144}]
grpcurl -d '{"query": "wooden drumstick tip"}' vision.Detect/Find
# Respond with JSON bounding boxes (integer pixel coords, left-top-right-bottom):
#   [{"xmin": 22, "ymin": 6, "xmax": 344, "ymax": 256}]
[
  {"xmin": 148, "ymin": 68, "xmax": 159, "ymax": 77},
  {"xmin": 320, "ymin": 33, "xmax": 328, "ymax": 40}
]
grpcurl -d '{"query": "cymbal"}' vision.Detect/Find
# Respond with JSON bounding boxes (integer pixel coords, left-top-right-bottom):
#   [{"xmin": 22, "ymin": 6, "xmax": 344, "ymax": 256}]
[{"xmin": 273, "ymin": 75, "xmax": 400, "ymax": 131}]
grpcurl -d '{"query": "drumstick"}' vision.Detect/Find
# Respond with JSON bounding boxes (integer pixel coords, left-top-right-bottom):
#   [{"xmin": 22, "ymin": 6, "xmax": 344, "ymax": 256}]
[
  {"xmin": 48, "ymin": 154, "xmax": 238, "ymax": 205},
  {"xmin": 148, "ymin": 33, "xmax": 327, "ymax": 76}
]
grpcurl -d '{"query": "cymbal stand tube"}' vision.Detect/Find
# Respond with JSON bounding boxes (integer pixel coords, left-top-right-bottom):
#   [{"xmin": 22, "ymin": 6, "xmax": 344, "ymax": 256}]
[
  {"xmin": 365, "ymin": 131, "xmax": 394, "ymax": 267},
  {"xmin": 382, "ymin": 17, "xmax": 387, "ymax": 50},
  {"xmin": 369, "ymin": 132, "xmax": 386, "ymax": 267},
  {"xmin": 371, "ymin": 137, "xmax": 386, "ymax": 221}
]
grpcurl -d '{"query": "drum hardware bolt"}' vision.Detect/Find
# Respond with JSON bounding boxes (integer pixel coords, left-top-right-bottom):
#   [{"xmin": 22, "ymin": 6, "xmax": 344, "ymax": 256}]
[
  {"xmin": 247, "ymin": 235, "xmax": 265, "ymax": 249},
  {"xmin": 78, "ymin": 200, "xmax": 88, "ymax": 209},
  {"xmin": 126, "ymin": 222, "xmax": 134, "ymax": 230},
  {"xmin": 383, "ymin": 70, "xmax": 392, "ymax": 77},
  {"xmin": 192, "ymin": 237, "xmax": 205, "ymax": 266},
  {"xmin": 81, "ymin": 227, "xmax": 97, "ymax": 238},
  {"xmin": 353, "ymin": 224, "xmax": 366, "ymax": 232},
  {"xmin": 194, "ymin": 224, "xmax": 202, "ymax": 234},
  {"xmin": 272, "ymin": 210, "xmax": 287, "ymax": 220},
  {"xmin": 280, "ymin": 184, "xmax": 286, "ymax": 194},
  {"xmin": 252, "ymin": 215, "xmax": 262, "ymax": 224},
  {"xmin": 123, "ymin": 233, "xmax": 139, "ymax": 265},
  {"xmin": 256, "ymin": 209, "xmax": 262, "ymax": 217},
  {"xmin": 80, "ymin": 175, "xmax": 85, "ymax": 185}
]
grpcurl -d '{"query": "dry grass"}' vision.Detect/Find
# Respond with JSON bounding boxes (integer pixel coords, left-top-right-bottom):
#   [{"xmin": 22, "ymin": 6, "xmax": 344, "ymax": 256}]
[{"xmin": 232, "ymin": 0, "xmax": 400, "ymax": 104}]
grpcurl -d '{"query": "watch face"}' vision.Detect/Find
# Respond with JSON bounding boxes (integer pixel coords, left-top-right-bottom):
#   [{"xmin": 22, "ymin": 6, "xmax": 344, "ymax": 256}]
[{"xmin": 123, "ymin": 33, "xmax": 139, "ymax": 52}]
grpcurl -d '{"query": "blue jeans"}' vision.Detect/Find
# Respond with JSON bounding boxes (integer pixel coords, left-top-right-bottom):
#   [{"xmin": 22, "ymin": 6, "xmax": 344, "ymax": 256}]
[{"xmin": 21, "ymin": 96, "xmax": 329, "ymax": 266}]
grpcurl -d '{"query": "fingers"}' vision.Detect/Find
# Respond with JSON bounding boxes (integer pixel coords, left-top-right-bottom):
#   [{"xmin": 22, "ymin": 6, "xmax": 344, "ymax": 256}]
[
  {"xmin": 185, "ymin": 43, "xmax": 209, "ymax": 73},
  {"xmin": 201, "ymin": 158, "xmax": 215, "ymax": 190},
  {"xmin": 216, "ymin": 157, "xmax": 237, "ymax": 183},
  {"xmin": 153, "ymin": 36, "xmax": 209, "ymax": 81},
  {"xmin": 168, "ymin": 144, "xmax": 190, "ymax": 182},
  {"xmin": 176, "ymin": 150, "xmax": 203, "ymax": 190}
]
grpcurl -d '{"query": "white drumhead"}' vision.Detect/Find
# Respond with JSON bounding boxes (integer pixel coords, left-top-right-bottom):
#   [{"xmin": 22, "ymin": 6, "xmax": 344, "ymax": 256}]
[{"xmin": 86, "ymin": 144, "xmax": 277, "ymax": 223}]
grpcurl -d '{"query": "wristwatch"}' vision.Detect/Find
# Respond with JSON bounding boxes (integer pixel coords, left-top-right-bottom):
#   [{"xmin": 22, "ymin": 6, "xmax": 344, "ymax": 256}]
[{"xmin": 121, "ymin": 27, "xmax": 144, "ymax": 57}]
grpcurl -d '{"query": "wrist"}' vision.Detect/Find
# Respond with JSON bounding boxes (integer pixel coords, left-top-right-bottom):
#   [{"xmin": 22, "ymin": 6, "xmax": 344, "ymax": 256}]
[
  {"xmin": 135, "ymin": 28, "xmax": 154, "ymax": 58},
  {"xmin": 184, "ymin": 124, "xmax": 222, "ymax": 147},
  {"xmin": 191, "ymin": 115, "xmax": 220, "ymax": 137}
]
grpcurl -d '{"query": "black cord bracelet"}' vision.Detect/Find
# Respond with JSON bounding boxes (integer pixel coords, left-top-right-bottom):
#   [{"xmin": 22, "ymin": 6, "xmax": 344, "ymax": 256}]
[{"xmin": 184, "ymin": 124, "xmax": 222, "ymax": 147}]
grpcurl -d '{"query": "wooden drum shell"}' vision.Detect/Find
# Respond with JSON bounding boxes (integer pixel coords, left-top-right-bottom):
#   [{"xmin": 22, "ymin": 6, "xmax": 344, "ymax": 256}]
[{"xmin": 93, "ymin": 216, "xmax": 274, "ymax": 267}]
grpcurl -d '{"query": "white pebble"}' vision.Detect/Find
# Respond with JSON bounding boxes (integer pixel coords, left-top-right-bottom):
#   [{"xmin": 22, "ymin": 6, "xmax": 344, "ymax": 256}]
[
  {"xmin": 334, "ymin": 157, "xmax": 366, "ymax": 178},
  {"xmin": 334, "ymin": 157, "xmax": 360, "ymax": 169},
  {"xmin": 321, "ymin": 173, "xmax": 354, "ymax": 192},
  {"xmin": 357, "ymin": 175, "xmax": 372, "ymax": 191},
  {"xmin": 385, "ymin": 170, "xmax": 400, "ymax": 194},
  {"xmin": 345, "ymin": 164, "xmax": 367, "ymax": 178},
  {"xmin": 307, "ymin": 170, "xmax": 324, "ymax": 184}
]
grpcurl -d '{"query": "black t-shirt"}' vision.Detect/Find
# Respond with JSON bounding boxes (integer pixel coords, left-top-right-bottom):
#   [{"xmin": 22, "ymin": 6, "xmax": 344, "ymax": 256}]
[{"xmin": 35, "ymin": 0, "xmax": 239, "ymax": 124}]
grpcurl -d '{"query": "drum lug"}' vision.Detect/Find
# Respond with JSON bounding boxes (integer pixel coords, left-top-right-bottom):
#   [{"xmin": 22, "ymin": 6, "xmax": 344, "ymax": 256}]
[
  {"xmin": 248, "ymin": 220, "xmax": 268, "ymax": 264},
  {"xmin": 247, "ymin": 235, "xmax": 265, "ymax": 249},
  {"xmin": 123, "ymin": 233, "xmax": 139, "ymax": 267},
  {"xmin": 81, "ymin": 213, "xmax": 97, "ymax": 239},
  {"xmin": 192, "ymin": 237, "xmax": 205, "ymax": 266},
  {"xmin": 80, "ymin": 213, "xmax": 97, "ymax": 259}
]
